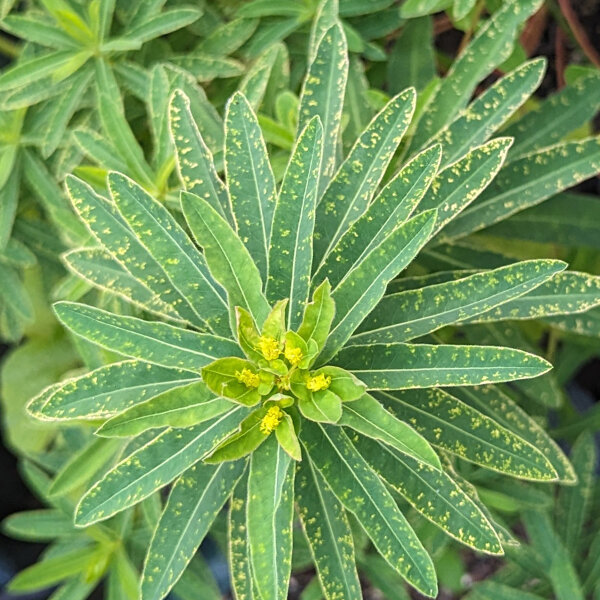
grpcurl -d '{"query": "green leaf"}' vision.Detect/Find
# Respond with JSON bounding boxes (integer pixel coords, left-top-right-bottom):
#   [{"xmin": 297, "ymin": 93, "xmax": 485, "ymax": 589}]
[
  {"xmin": 141, "ymin": 460, "xmax": 246, "ymax": 600},
  {"xmin": 312, "ymin": 87, "xmax": 416, "ymax": 269},
  {"xmin": 314, "ymin": 144, "xmax": 441, "ymax": 289},
  {"xmin": 334, "ymin": 342, "xmax": 552, "ymax": 389},
  {"xmin": 463, "ymin": 581, "xmax": 547, "ymax": 600},
  {"xmin": 432, "ymin": 59, "xmax": 546, "ymax": 168},
  {"xmin": 438, "ymin": 137, "xmax": 600, "ymax": 243},
  {"xmin": 410, "ymin": 0, "xmax": 542, "ymax": 150},
  {"xmin": 238, "ymin": 0, "xmax": 308, "ymax": 17},
  {"xmin": 239, "ymin": 43, "xmax": 287, "ymax": 111},
  {"xmin": 247, "ymin": 434, "xmax": 295, "ymax": 600},
  {"xmin": 378, "ymin": 389, "xmax": 558, "ymax": 481},
  {"xmin": 1, "ymin": 14, "xmax": 79, "ymax": 49},
  {"xmin": 0, "ymin": 50, "xmax": 76, "ymax": 92},
  {"xmin": 224, "ymin": 91, "xmax": 277, "ymax": 281},
  {"xmin": 544, "ymin": 306, "xmax": 600, "ymax": 338},
  {"xmin": 301, "ymin": 422, "xmax": 437, "ymax": 597},
  {"xmin": 32, "ymin": 360, "xmax": 197, "ymax": 421},
  {"xmin": 96, "ymin": 382, "xmax": 232, "ymax": 438},
  {"xmin": 453, "ymin": 0, "xmax": 477, "ymax": 20},
  {"xmin": 296, "ymin": 456, "xmax": 361, "ymax": 600},
  {"xmin": 202, "ymin": 358, "xmax": 264, "ymax": 406},
  {"xmin": 275, "ymin": 413, "xmax": 301, "ymax": 461},
  {"xmin": 339, "ymin": 394, "xmax": 440, "ymax": 469},
  {"xmin": 319, "ymin": 210, "xmax": 436, "ymax": 363},
  {"xmin": 0, "ymin": 263, "xmax": 33, "ymax": 324},
  {"xmin": 356, "ymin": 436, "xmax": 503, "ymax": 554},
  {"xmin": 54, "ymin": 302, "xmax": 240, "ymax": 373},
  {"xmin": 503, "ymin": 71, "xmax": 600, "ymax": 159},
  {"xmin": 297, "ymin": 279, "xmax": 335, "ymax": 353},
  {"xmin": 65, "ymin": 175, "xmax": 199, "ymax": 325},
  {"xmin": 298, "ymin": 390, "xmax": 342, "ymax": 423},
  {"xmin": 123, "ymin": 7, "xmax": 201, "ymax": 42},
  {"xmin": 352, "ymin": 259, "xmax": 566, "ymax": 344},
  {"xmin": 75, "ymin": 406, "xmax": 249, "ymax": 525},
  {"xmin": 108, "ymin": 172, "xmax": 230, "ymax": 335},
  {"xmin": 182, "ymin": 191, "xmax": 271, "ymax": 330},
  {"xmin": 298, "ymin": 24, "xmax": 348, "ymax": 194},
  {"xmin": 343, "ymin": 56, "xmax": 374, "ymax": 149},
  {"xmin": 400, "ymin": 0, "xmax": 451, "ymax": 17},
  {"xmin": 3, "ymin": 509, "xmax": 76, "ymax": 541},
  {"xmin": 169, "ymin": 90, "xmax": 231, "ymax": 222},
  {"xmin": 267, "ymin": 116, "xmax": 323, "ymax": 328},
  {"xmin": 170, "ymin": 54, "xmax": 244, "ymax": 82},
  {"xmin": 198, "ymin": 18, "xmax": 258, "ymax": 56}
]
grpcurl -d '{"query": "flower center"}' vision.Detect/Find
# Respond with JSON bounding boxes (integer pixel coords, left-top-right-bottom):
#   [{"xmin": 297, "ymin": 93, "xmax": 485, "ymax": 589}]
[
  {"xmin": 258, "ymin": 336, "xmax": 281, "ymax": 360},
  {"xmin": 306, "ymin": 373, "xmax": 331, "ymax": 392},
  {"xmin": 260, "ymin": 406, "xmax": 284, "ymax": 434},
  {"xmin": 284, "ymin": 345, "xmax": 303, "ymax": 366},
  {"xmin": 235, "ymin": 368, "xmax": 260, "ymax": 388}
]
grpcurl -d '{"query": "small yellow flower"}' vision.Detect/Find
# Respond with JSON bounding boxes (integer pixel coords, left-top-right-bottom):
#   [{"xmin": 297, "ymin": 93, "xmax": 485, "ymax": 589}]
[
  {"xmin": 277, "ymin": 373, "xmax": 291, "ymax": 391},
  {"xmin": 235, "ymin": 368, "xmax": 260, "ymax": 388},
  {"xmin": 306, "ymin": 373, "xmax": 331, "ymax": 392},
  {"xmin": 260, "ymin": 406, "xmax": 284, "ymax": 434},
  {"xmin": 284, "ymin": 344, "xmax": 303, "ymax": 366},
  {"xmin": 258, "ymin": 336, "xmax": 281, "ymax": 360}
]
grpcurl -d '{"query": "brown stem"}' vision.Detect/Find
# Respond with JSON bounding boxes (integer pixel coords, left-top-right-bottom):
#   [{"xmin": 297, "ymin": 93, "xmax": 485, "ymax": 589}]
[
  {"xmin": 555, "ymin": 26, "xmax": 567, "ymax": 88},
  {"xmin": 557, "ymin": 0, "xmax": 600, "ymax": 68},
  {"xmin": 520, "ymin": 5, "xmax": 548, "ymax": 56}
]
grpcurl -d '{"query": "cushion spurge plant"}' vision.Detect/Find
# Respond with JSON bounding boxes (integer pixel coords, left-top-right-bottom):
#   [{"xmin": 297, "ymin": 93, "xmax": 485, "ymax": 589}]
[{"xmin": 24, "ymin": 21, "xmax": 590, "ymax": 600}]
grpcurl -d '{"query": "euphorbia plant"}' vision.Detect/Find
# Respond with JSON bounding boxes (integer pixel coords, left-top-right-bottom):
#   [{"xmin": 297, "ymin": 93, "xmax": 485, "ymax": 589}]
[{"xmin": 23, "ymin": 20, "xmax": 596, "ymax": 600}]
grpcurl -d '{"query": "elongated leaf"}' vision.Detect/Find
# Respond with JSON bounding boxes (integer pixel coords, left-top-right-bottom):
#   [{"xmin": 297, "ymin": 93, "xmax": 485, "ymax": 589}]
[
  {"xmin": 340, "ymin": 394, "xmax": 440, "ymax": 469},
  {"xmin": 400, "ymin": 0, "xmax": 451, "ymax": 17},
  {"xmin": 54, "ymin": 302, "xmax": 241, "ymax": 373},
  {"xmin": 334, "ymin": 342, "xmax": 551, "ymax": 389},
  {"xmin": 356, "ymin": 436, "xmax": 503, "ymax": 554},
  {"xmin": 34, "ymin": 360, "xmax": 197, "ymax": 421},
  {"xmin": 247, "ymin": 435, "xmax": 295, "ymax": 600},
  {"xmin": 182, "ymin": 191, "xmax": 271, "ymax": 329},
  {"xmin": 352, "ymin": 260, "xmax": 566, "ymax": 344},
  {"xmin": 169, "ymin": 90, "xmax": 231, "ymax": 221},
  {"xmin": 464, "ymin": 581, "xmax": 547, "ymax": 600},
  {"xmin": 314, "ymin": 145, "xmax": 441, "ymax": 289},
  {"xmin": 298, "ymin": 24, "xmax": 348, "ymax": 194},
  {"xmin": 319, "ymin": 210, "xmax": 436, "ymax": 363},
  {"xmin": 65, "ymin": 175, "xmax": 198, "ymax": 324},
  {"xmin": 97, "ymin": 382, "xmax": 232, "ymax": 438},
  {"xmin": 0, "ymin": 50, "xmax": 76, "ymax": 92},
  {"xmin": 438, "ymin": 137, "xmax": 600, "ymax": 242},
  {"xmin": 267, "ymin": 117, "xmax": 323, "ymax": 327},
  {"xmin": 452, "ymin": 386, "xmax": 575, "ymax": 483},
  {"xmin": 312, "ymin": 88, "xmax": 416, "ymax": 269},
  {"xmin": 301, "ymin": 422, "xmax": 437, "ymax": 597},
  {"xmin": 296, "ymin": 456, "xmax": 361, "ymax": 600},
  {"xmin": 75, "ymin": 406, "xmax": 249, "ymax": 525},
  {"xmin": 124, "ymin": 7, "xmax": 200, "ymax": 42},
  {"xmin": 378, "ymin": 389, "xmax": 558, "ymax": 481},
  {"xmin": 225, "ymin": 92, "xmax": 277, "ymax": 280},
  {"xmin": 1, "ymin": 14, "xmax": 79, "ymax": 49},
  {"xmin": 410, "ymin": 0, "xmax": 542, "ymax": 150},
  {"xmin": 463, "ymin": 271, "xmax": 600, "ymax": 323},
  {"xmin": 141, "ymin": 460, "xmax": 246, "ymax": 600},
  {"xmin": 108, "ymin": 172, "xmax": 230, "ymax": 335},
  {"xmin": 170, "ymin": 54, "xmax": 244, "ymax": 82},
  {"xmin": 63, "ymin": 247, "xmax": 182, "ymax": 323},
  {"xmin": 3, "ymin": 509, "xmax": 76, "ymax": 541},
  {"xmin": 0, "ymin": 264, "xmax": 33, "ymax": 323},
  {"xmin": 433, "ymin": 59, "xmax": 546, "ymax": 168},
  {"xmin": 545, "ymin": 306, "xmax": 600, "ymax": 338}
]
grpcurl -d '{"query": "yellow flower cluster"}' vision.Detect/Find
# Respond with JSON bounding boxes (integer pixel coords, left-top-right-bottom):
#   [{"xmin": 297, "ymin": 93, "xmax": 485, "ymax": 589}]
[
  {"xmin": 258, "ymin": 336, "xmax": 281, "ymax": 360},
  {"xmin": 260, "ymin": 405, "xmax": 284, "ymax": 434},
  {"xmin": 306, "ymin": 373, "xmax": 331, "ymax": 392},
  {"xmin": 235, "ymin": 368, "xmax": 260, "ymax": 388},
  {"xmin": 284, "ymin": 345, "xmax": 303, "ymax": 366}
]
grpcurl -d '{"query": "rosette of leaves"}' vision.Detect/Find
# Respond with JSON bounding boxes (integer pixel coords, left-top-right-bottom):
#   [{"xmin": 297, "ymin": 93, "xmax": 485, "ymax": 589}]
[{"xmin": 23, "ymin": 19, "xmax": 600, "ymax": 598}]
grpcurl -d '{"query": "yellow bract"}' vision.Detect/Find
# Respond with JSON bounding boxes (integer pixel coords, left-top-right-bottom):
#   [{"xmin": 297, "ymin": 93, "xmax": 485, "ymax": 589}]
[
  {"xmin": 235, "ymin": 368, "xmax": 260, "ymax": 388},
  {"xmin": 258, "ymin": 336, "xmax": 281, "ymax": 360},
  {"xmin": 260, "ymin": 405, "xmax": 284, "ymax": 434},
  {"xmin": 284, "ymin": 345, "xmax": 303, "ymax": 366},
  {"xmin": 306, "ymin": 373, "xmax": 331, "ymax": 392}
]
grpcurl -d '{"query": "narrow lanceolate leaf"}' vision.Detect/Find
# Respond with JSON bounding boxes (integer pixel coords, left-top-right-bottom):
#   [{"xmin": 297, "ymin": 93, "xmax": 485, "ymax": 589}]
[
  {"xmin": 432, "ymin": 59, "xmax": 546, "ymax": 168},
  {"xmin": 378, "ymin": 389, "xmax": 558, "ymax": 481},
  {"xmin": 410, "ymin": 0, "xmax": 542, "ymax": 150},
  {"xmin": 296, "ymin": 456, "xmax": 361, "ymax": 600},
  {"xmin": 453, "ymin": 386, "xmax": 575, "ymax": 483},
  {"xmin": 340, "ymin": 394, "xmax": 440, "ymax": 469},
  {"xmin": 225, "ymin": 92, "xmax": 277, "ymax": 280},
  {"xmin": 247, "ymin": 435, "xmax": 295, "ymax": 600},
  {"xmin": 54, "ymin": 302, "xmax": 241, "ymax": 373},
  {"xmin": 332, "ymin": 343, "xmax": 552, "ymax": 389},
  {"xmin": 298, "ymin": 24, "xmax": 348, "ymax": 195},
  {"xmin": 64, "ymin": 247, "xmax": 183, "ymax": 323},
  {"xmin": 301, "ymin": 422, "xmax": 437, "ymax": 597},
  {"xmin": 3, "ymin": 509, "xmax": 76, "ymax": 541},
  {"xmin": 544, "ymin": 306, "xmax": 600, "ymax": 338},
  {"xmin": 319, "ymin": 210, "xmax": 436, "ymax": 363},
  {"xmin": 65, "ymin": 176, "xmax": 198, "ymax": 325},
  {"xmin": 96, "ymin": 382, "xmax": 232, "ymax": 438},
  {"xmin": 416, "ymin": 138, "xmax": 512, "ymax": 239},
  {"xmin": 463, "ymin": 271, "xmax": 600, "ymax": 323},
  {"xmin": 108, "ymin": 172, "xmax": 230, "ymax": 336},
  {"xmin": 437, "ymin": 137, "xmax": 600, "ymax": 243},
  {"xmin": 182, "ymin": 191, "xmax": 271, "ymax": 330},
  {"xmin": 355, "ymin": 436, "xmax": 503, "ymax": 555},
  {"xmin": 267, "ymin": 117, "xmax": 323, "ymax": 328},
  {"xmin": 312, "ymin": 88, "xmax": 416, "ymax": 269},
  {"xmin": 75, "ymin": 407, "xmax": 249, "ymax": 526},
  {"xmin": 314, "ymin": 145, "xmax": 441, "ymax": 289},
  {"xmin": 351, "ymin": 260, "xmax": 566, "ymax": 344},
  {"xmin": 34, "ymin": 361, "xmax": 197, "ymax": 421},
  {"xmin": 142, "ymin": 460, "xmax": 246, "ymax": 600},
  {"xmin": 169, "ymin": 90, "xmax": 230, "ymax": 221}
]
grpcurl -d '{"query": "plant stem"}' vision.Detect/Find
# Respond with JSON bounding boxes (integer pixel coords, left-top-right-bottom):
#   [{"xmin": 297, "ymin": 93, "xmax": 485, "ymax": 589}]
[{"xmin": 557, "ymin": 0, "xmax": 600, "ymax": 68}]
